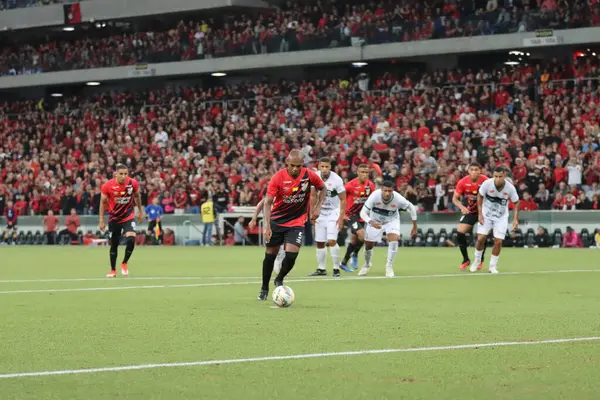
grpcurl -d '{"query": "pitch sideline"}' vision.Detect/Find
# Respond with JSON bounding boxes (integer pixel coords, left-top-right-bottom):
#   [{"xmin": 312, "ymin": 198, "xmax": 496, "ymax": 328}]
[
  {"xmin": 0, "ymin": 269, "xmax": 599, "ymax": 294},
  {"xmin": 0, "ymin": 336, "xmax": 599, "ymax": 379}
]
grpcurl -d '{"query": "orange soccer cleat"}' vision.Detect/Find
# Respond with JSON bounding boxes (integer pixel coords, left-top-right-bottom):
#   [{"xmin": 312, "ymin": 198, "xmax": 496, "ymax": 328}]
[
  {"xmin": 106, "ymin": 270, "xmax": 117, "ymax": 278},
  {"xmin": 121, "ymin": 263, "xmax": 129, "ymax": 276},
  {"xmin": 459, "ymin": 261, "xmax": 470, "ymax": 270},
  {"xmin": 476, "ymin": 262, "xmax": 483, "ymax": 271}
]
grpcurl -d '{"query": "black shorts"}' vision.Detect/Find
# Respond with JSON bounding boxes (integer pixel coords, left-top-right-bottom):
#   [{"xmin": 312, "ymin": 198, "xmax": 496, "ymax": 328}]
[
  {"xmin": 348, "ymin": 216, "xmax": 365, "ymax": 234},
  {"xmin": 6, "ymin": 223, "xmax": 16, "ymax": 231},
  {"xmin": 148, "ymin": 220, "xmax": 162, "ymax": 233},
  {"xmin": 109, "ymin": 220, "xmax": 137, "ymax": 237},
  {"xmin": 459, "ymin": 213, "xmax": 478, "ymax": 226},
  {"xmin": 266, "ymin": 223, "xmax": 304, "ymax": 248}
]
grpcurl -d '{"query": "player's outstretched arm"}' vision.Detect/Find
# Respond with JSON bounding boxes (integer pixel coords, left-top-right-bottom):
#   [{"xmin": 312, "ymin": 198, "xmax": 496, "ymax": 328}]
[{"xmin": 98, "ymin": 193, "xmax": 108, "ymax": 231}]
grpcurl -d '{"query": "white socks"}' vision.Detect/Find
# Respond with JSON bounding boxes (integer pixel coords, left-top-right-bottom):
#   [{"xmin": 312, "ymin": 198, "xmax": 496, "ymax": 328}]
[
  {"xmin": 387, "ymin": 241, "xmax": 398, "ymax": 266},
  {"xmin": 316, "ymin": 248, "xmax": 327, "ymax": 271},
  {"xmin": 330, "ymin": 244, "xmax": 341, "ymax": 270},
  {"xmin": 490, "ymin": 255, "xmax": 499, "ymax": 269},
  {"xmin": 473, "ymin": 249, "xmax": 483, "ymax": 265},
  {"xmin": 364, "ymin": 248, "xmax": 373, "ymax": 268}
]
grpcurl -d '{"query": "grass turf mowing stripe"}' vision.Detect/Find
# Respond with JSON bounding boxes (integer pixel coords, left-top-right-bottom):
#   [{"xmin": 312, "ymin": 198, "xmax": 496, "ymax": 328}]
[
  {"xmin": 0, "ymin": 269, "xmax": 599, "ymax": 295},
  {"xmin": 1, "ymin": 336, "xmax": 599, "ymax": 379}
]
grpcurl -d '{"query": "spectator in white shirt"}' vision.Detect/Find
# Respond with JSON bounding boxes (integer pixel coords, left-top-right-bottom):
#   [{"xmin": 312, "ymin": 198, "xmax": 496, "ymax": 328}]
[{"xmin": 154, "ymin": 126, "xmax": 168, "ymax": 148}]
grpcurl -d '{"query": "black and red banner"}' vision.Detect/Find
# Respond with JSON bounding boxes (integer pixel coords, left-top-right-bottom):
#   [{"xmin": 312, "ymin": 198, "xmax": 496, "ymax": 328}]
[{"xmin": 63, "ymin": 3, "xmax": 82, "ymax": 25}]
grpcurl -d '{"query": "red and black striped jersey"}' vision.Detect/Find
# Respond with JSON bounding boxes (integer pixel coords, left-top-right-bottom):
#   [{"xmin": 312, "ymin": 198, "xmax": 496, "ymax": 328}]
[
  {"xmin": 268, "ymin": 167, "xmax": 325, "ymax": 227},
  {"xmin": 101, "ymin": 177, "xmax": 140, "ymax": 223},
  {"xmin": 455, "ymin": 175, "xmax": 488, "ymax": 215},
  {"xmin": 345, "ymin": 178, "xmax": 375, "ymax": 221}
]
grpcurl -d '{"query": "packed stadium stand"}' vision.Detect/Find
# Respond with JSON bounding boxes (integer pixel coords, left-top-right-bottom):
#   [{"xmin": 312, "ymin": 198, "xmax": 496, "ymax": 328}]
[
  {"xmin": 0, "ymin": 0, "xmax": 599, "ymax": 247},
  {"xmin": 1, "ymin": 0, "xmax": 598, "ymax": 75}
]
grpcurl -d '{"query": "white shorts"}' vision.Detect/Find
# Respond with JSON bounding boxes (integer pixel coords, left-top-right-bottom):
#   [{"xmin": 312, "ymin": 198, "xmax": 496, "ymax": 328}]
[
  {"xmin": 315, "ymin": 213, "xmax": 339, "ymax": 243},
  {"xmin": 364, "ymin": 218, "xmax": 401, "ymax": 243},
  {"xmin": 477, "ymin": 218, "xmax": 508, "ymax": 240}
]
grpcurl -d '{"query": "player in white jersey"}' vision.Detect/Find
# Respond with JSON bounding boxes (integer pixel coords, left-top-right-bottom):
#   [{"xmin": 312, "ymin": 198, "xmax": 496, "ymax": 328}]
[
  {"xmin": 249, "ymin": 198, "xmax": 285, "ymax": 273},
  {"xmin": 471, "ymin": 166, "xmax": 520, "ymax": 274},
  {"xmin": 308, "ymin": 157, "xmax": 347, "ymax": 277},
  {"xmin": 358, "ymin": 180, "xmax": 418, "ymax": 277}
]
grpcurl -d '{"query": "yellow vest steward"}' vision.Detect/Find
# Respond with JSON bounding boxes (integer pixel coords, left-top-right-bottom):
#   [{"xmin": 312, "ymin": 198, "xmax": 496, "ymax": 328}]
[{"xmin": 201, "ymin": 201, "xmax": 215, "ymax": 223}]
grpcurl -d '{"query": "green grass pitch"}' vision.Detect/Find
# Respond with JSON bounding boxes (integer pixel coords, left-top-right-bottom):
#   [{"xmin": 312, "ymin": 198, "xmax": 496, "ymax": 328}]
[{"xmin": 1, "ymin": 246, "xmax": 599, "ymax": 399}]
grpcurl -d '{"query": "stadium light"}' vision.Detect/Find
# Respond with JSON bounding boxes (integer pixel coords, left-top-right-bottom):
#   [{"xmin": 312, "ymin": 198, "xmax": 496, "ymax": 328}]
[
  {"xmin": 62, "ymin": 27, "xmax": 75, "ymax": 32},
  {"xmin": 51, "ymin": 93, "xmax": 63, "ymax": 97},
  {"xmin": 211, "ymin": 72, "xmax": 227, "ymax": 77},
  {"xmin": 504, "ymin": 61, "xmax": 519, "ymax": 66},
  {"xmin": 86, "ymin": 82, "xmax": 101, "ymax": 86},
  {"xmin": 352, "ymin": 62, "xmax": 368, "ymax": 67}
]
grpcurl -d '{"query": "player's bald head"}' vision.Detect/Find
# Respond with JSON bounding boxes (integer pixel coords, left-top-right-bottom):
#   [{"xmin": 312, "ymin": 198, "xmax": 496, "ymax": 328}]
[
  {"xmin": 287, "ymin": 149, "xmax": 304, "ymax": 164},
  {"xmin": 286, "ymin": 149, "xmax": 304, "ymax": 178}
]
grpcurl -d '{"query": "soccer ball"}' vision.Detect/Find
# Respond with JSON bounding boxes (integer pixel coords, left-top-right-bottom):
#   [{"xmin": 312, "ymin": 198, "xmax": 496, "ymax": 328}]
[{"xmin": 272, "ymin": 285, "xmax": 295, "ymax": 308}]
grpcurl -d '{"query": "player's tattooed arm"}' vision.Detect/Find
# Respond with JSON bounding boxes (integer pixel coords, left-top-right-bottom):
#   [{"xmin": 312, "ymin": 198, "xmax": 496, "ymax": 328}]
[
  {"xmin": 452, "ymin": 191, "xmax": 469, "ymax": 215},
  {"xmin": 98, "ymin": 193, "xmax": 108, "ymax": 231}
]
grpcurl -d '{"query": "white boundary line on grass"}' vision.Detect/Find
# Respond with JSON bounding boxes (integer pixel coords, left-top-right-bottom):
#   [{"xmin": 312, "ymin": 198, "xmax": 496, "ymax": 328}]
[
  {"xmin": 0, "ymin": 276, "xmax": 258, "ymax": 283},
  {"xmin": 1, "ymin": 336, "xmax": 599, "ymax": 379},
  {"xmin": 0, "ymin": 269, "xmax": 599, "ymax": 295}
]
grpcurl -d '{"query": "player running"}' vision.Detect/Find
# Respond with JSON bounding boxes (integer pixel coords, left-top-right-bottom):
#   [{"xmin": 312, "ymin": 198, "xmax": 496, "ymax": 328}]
[
  {"xmin": 358, "ymin": 181, "xmax": 417, "ymax": 277},
  {"xmin": 452, "ymin": 162, "xmax": 488, "ymax": 270},
  {"xmin": 249, "ymin": 198, "xmax": 285, "ymax": 274},
  {"xmin": 258, "ymin": 150, "xmax": 326, "ymax": 300},
  {"xmin": 99, "ymin": 164, "xmax": 145, "ymax": 277},
  {"xmin": 471, "ymin": 167, "xmax": 520, "ymax": 274},
  {"xmin": 308, "ymin": 157, "xmax": 346, "ymax": 277},
  {"xmin": 339, "ymin": 164, "xmax": 375, "ymax": 273}
]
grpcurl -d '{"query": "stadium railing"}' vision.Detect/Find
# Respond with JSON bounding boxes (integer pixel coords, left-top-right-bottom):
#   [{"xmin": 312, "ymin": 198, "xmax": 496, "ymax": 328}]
[{"xmin": 2, "ymin": 211, "xmax": 598, "ymax": 246}]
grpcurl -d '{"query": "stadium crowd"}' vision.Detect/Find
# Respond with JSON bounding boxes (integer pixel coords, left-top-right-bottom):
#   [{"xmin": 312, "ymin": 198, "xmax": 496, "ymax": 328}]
[
  {"xmin": 1, "ymin": 55, "xmax": 600, "ymax": 218},
  {"xmin": 1, "ymin": 0, "xmax": 598, "ymax": 75},
  {"xmin": 0, "ymin": 0, "xmax": 75, "ymax": 10}
]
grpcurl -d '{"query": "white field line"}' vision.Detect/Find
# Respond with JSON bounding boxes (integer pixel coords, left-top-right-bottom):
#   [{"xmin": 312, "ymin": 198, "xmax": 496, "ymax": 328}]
[
  {"xmin": 0, "ymin": 276, "xmax": 258, "ymax": 284},
  {"xmin": 0, "ymin": 269, "xmax": 599, "ymax": 295},
  {"xmin": 1, "ymin": 336, "xmax": 599, "ymax": 379}
]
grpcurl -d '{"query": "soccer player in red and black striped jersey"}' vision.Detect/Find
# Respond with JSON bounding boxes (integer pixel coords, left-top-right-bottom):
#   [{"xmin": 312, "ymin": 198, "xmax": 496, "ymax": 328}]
[
  {"xmin": 258, "ymin": 150, "xmax": 326, "ymax": 300},
  {"xmin": 99, "ymin": 164, "xmax": 145, "ymax": 277},
  {"xmin": 452, "ymin": 162, "xmax": 488, "ymax": 271},
  {"xmin": 339, "ymin": 164, "xmax": 375, "ymax": 272}
]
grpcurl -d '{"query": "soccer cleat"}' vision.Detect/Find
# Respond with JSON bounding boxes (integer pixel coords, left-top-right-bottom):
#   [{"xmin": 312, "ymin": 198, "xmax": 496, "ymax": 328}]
[
  {"xmin": 469, "ymin": 262, "xmax": 479, "ymax": 273},
  {"xmin": 460, "ymin": 261, "xmax": 470, "ymax": 270},
  {"xmin": 385, "ymin": 265, "xmax": 395, "ymax": 278},
  {"xmin": 274, "ymin": 279, "xmax": 283, "ymax": 287},
  {"xmin": 121, "ymin": 263, "xmax": 129, "ymax": 276},
  {"xmin": 308, "ymin": 269, "xmax": 327, "ymax": 276},
  {"xmin": 477, "ymin": 262, "xmax": 483, "ymax": 271},
  {"xmin": 358, "ymin": 265, "xmax": 370, "ymax": 276},
  {"xmin": 350, "ymin": 254, "xmax": 359, "ymax": 270},
  {"xmin": 489, "ymin": 267, "xmax": 500, "ymax": 274},
  {"xmin": 105, "ymin": 270, "xmax": 117, "ymax": 278},
  {"xmin": 339, "ymin": 263, "xmax": 353, "ymax": 273},
  {"xmin": 333, "ymin": 269, "xmax": 341, "ymax": 278},
  {"xmin": 257, "ymin": 290, "xmax": 268, "ymax": 300}
]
